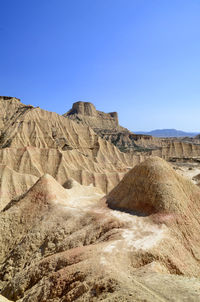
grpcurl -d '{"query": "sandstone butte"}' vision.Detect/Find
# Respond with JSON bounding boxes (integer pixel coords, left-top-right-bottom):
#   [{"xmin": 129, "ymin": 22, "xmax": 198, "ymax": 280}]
[
  {"xmin": 64, "ymin": 101, "xmax": 200, "ymax": 160},
  {"xmin": 0, "ymin": 96, "xmax": 200, "ymax": 301}
]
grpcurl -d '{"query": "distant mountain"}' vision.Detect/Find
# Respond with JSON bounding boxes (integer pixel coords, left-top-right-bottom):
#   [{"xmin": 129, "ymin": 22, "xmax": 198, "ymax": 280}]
[{"xmin": 134, "ymin": 129, "xmax": 199, "ymax": 138}]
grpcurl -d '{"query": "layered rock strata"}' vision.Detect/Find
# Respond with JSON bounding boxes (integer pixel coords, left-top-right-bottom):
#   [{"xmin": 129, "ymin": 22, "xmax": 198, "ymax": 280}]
[{"xmin": 64, "ymin": 102, "xmax": 200, "ymax": 163}]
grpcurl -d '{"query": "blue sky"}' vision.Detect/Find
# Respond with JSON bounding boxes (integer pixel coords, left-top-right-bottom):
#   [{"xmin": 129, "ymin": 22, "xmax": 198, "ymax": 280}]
[{"xmin": 1, "ymin": 0, "xmax": 200, "ymax": 131}]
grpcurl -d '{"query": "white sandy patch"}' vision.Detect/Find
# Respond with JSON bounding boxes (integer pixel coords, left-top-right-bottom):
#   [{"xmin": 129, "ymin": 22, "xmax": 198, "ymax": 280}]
[
  {"xmin": 121, "ymin": 226, "xmax": 165, "ymax": 250},
  {"xmin": 53, "ymin": 180, "xmax": 167, "ymax": 269},
  {"xmin": 111, "ymin": 210, "xmax": 136, "ymax": 223},
  {"xmin": 53, "ymin": 183, "xmax": 104, "ymax": 210},
  {"xmin": 100, "ymin": 209, "xmax": 167, "ymax": 267},
  {"xmin": 61, "ymin": 180, "xmax": 104, "ymax": 208},
  {"xmin": 103, "ymin": 242, "xmax": 118, "ymax": 253}
]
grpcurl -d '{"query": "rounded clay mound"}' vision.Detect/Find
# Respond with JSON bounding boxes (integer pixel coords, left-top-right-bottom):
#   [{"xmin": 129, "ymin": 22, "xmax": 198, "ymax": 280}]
[{"xmin": 106, "ymin": 156, "xmax": 200, "ymax": 215}]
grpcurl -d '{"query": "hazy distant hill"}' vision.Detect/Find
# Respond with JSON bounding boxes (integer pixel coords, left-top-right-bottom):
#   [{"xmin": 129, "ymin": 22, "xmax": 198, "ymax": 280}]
[{"xmin": 134, "ymin": 129, "xmax": 199, "ymax": 138}]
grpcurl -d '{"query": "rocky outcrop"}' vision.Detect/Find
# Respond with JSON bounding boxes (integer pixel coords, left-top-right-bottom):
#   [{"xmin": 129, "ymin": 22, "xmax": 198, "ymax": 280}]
[
  {"xmin": 65, "ymin": 101, "xmax": 120, "ymax": 130},
  {"xmin": 64, "ymin": 102, "xmax": 200, "ymax": 162},
  {"xmin": 67, "ymin": 101, "xmax": 98, "ymax": 117},
  {"xmin": 64, "ymin": 101, "xmax": 163, "ymax": 153},
  {"xmin": 0, "ymin": 96, "xmax": 20, "ymax": 102}
]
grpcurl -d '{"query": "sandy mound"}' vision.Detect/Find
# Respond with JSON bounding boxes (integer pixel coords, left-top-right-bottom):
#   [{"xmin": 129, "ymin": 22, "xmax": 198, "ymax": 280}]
[
  {"xmin": 0, "ymin": 174, "xmax": 70, "ymax": 261},
  {"xmin": 25, "ymin": 173, "xmax": 70, "ymax": 204},
  {"xmin": 0, "ymin": 176, "xmax": 125, "ymax": 300},
  {"xmin": 106, "ymin": 156, "xmax": 200, "ymax": 215},
  {"xmin": 1, "ymin": 169, "xmax": 200, "ymax": 301},
  {"xmin": 105, "ymin": 157, "xmax": 200, "ymax": 278}
]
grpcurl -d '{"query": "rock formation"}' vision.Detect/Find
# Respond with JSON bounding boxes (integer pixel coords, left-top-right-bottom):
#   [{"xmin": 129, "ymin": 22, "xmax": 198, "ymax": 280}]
[
  {"xmin": 0, "ymin": 97, "xmax": 200, "ymax": 301},
  {"xmin": 0, "ymin": 97, "xmax": 144, "ymax": 206},
  {"xmin": 1, "ymin": 157, "xmax": 200, "ymax": 301},
  {"xmin": 64, "ymin": 102, "xmax": 200, "ymax": 164},
  {"xmin": 65, "ymin": 101, "xmax": 119, "ymax": 129},
  {"xmin": 64, "ymin": 101, "xmax": 157, "ymax": 153}
]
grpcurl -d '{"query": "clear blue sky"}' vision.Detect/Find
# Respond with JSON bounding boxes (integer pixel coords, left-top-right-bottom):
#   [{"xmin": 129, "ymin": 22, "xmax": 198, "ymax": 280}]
[{"xmin": 1, "ymin": 0, "xmax": 200, "ymax": 131}]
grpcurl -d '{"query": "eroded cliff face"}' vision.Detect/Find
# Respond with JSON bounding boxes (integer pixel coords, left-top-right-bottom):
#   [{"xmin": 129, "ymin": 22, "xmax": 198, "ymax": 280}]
[
  {"xmin": 64, "ymin": 102, "xmax": 200, "ymax": 164},
  {"xmin": 0, "ymin": 97, "xmax": 147, "ymax": 208},
  {"xmin": 64, "ymin": 101, "xmax": 159, "ymax": 153}
]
